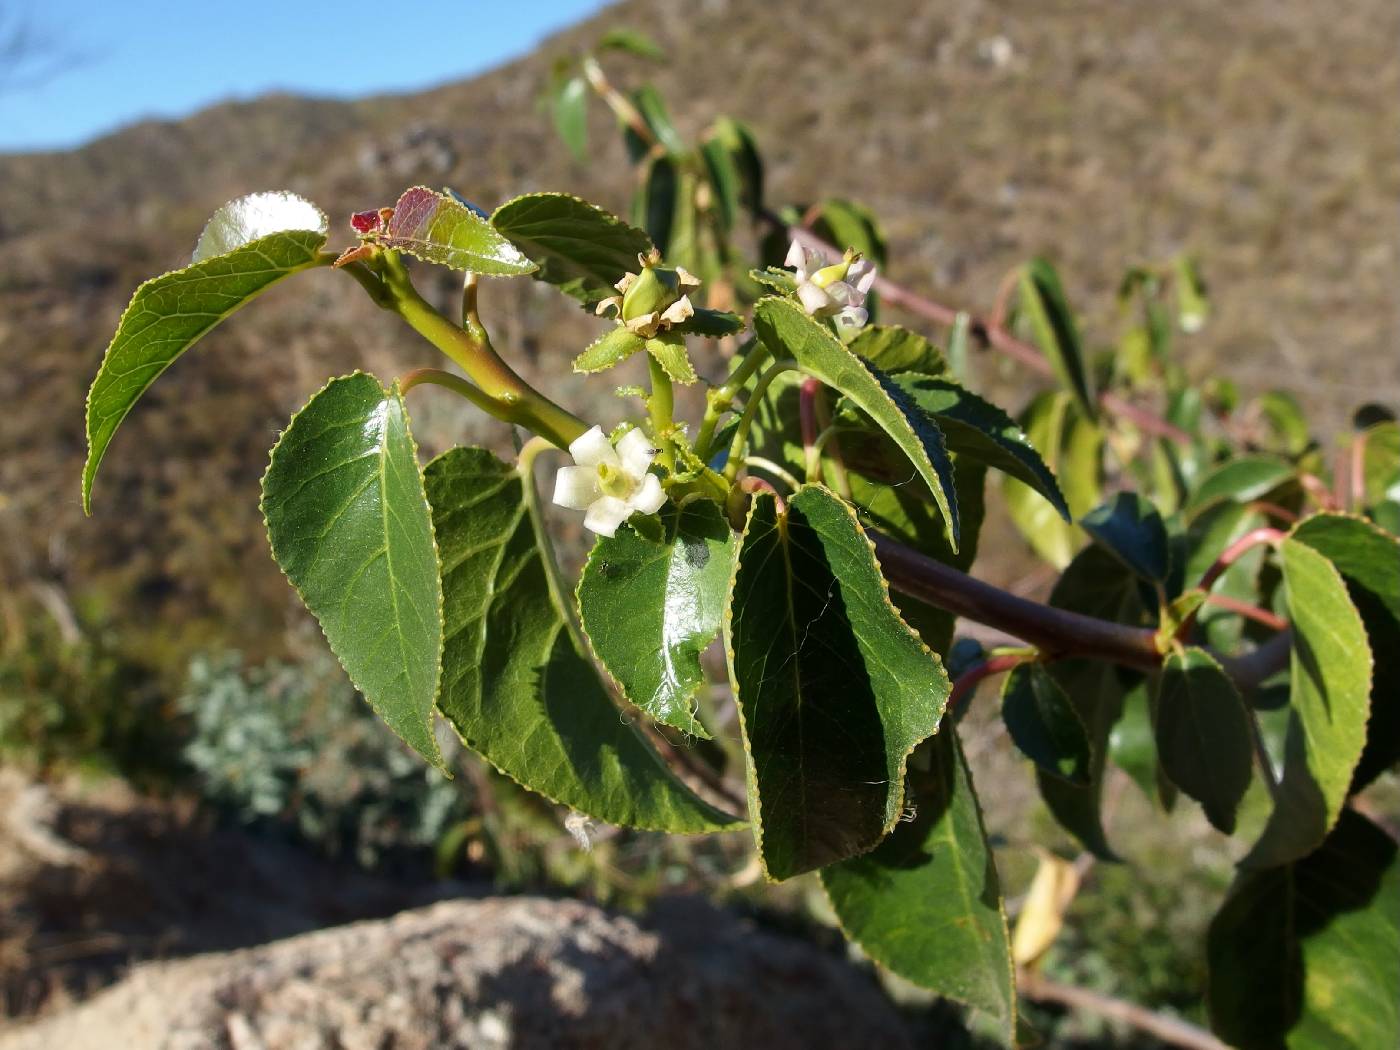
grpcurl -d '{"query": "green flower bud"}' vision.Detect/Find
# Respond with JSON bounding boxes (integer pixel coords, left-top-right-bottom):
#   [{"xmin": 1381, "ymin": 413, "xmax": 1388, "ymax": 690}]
[{"xmin": 621, "ymin": 264, "xmax": 685, "ymax": 321}]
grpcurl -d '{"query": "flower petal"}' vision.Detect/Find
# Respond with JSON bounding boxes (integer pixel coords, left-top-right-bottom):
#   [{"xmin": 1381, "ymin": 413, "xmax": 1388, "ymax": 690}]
[
  {"xmin": 676, "ymin": 266, "xmax": 701, "ymax": 291},
  {"xmin": 616, "ymin": 428, "xmax": 657, "ymax": 477},
  {"xmin": 797, "ymin": 281, "xmax": 833, "ymax": 315},
  {"xmin": 832, "ymin": 306, "xmax": 869, "ymax": 342},
  {"xmin": 569, "ymin": 425, "xmax": 620, "ymax": 469},
  {"xmin": 628, "ymin": 473, "xmax": 667, "ymax": 515},
  {"xmin": 584, "ymin": 495, "xmax": 633, "ymax": 537},
  {"xmin": 825, "ymin": 280, "xmax": 855, "ymax": 307},
  {"xmin": 553, "ymin": 465, "xmax": 601, "ymax": 510},
  {"xmin": 848, "ymin": 259, "xmax": 877, "ymax": 295},
  {"xmin": 784, "ymin": 239, "xmax": 810, "ymax": 271}
]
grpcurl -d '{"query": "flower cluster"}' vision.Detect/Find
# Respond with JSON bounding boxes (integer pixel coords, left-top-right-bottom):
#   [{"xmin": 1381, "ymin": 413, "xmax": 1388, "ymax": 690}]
[
  {"xmin": 595, "ymin": 251, "xmax": 701, "ymax": 339},
  {"xmin": 552, "ymin": 425, "xmax": 667, "ymax": 537},
  {"xmin": 786, "ymin": 241, "xmax": 877, "ymax": 341}
]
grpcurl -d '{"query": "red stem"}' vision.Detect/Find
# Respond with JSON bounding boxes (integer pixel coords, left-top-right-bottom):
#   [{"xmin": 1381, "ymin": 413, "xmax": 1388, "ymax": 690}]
[
  {"xmin": 1298, "ymin": 472, "xmax": 1339, "ymax": 511},
  {"xmin": 949, "ymin": 653, "xmax": 1031, "ymax": 714},
  {"xmin": 1203, "ymin": 593, "xmax": 1288, "ymax": 632},
  {"xmin": 1246, "ymin": 500, "xmax": 1300, "ymax": 524},
  {"xmin": 777, "ymin": 220, "xmax": 1193, "ymax": 445},
  {"xmin": 1197, "ymin": 528, "xmax": 1286, "ymax": 593}
]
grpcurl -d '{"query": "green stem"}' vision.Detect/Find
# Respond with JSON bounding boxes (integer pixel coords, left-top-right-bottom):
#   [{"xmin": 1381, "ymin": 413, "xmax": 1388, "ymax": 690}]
[
  {"xmin": 723, "ymin": 360, "xmax": 797, "ymax": 483},
  {"xmin": 375, "ymin": 252, "xmax": 586, "ymax": 449},
  {"xmin": 646, "ymin": 355, "xmax": 676, "ymax": 471},
  {"xmin": 695, "ymin": 341, "xmax": 772, "ymax": 460},
  {"xmin": 400, "ymin": 367, "xmax": 515, "ymax": 418}
]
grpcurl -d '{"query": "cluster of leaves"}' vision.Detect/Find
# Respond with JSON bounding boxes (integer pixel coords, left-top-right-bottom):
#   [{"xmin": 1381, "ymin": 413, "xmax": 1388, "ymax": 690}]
[{"xmin": 76, "ymin": 36, "xmax": 1400, "ymax": 1049}]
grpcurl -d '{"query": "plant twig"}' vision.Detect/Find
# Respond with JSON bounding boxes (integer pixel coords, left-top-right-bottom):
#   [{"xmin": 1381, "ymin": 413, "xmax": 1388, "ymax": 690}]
[
  {"xmin": 948, "ymin": 652, "xmax": 1033, "ymax": 715},
  {"xmin": 1018, "ymin": 972, "xmax": 1228, "ymax": 1050},
  {"xmin": 1203, "ymin": 593, "xmax": 1288, "ymax": 632}
]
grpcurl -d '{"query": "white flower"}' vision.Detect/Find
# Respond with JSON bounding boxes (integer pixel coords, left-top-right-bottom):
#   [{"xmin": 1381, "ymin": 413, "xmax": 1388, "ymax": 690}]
[
  {"xmin": 786, "ymin": 240, "xmax": 877, "ymax": 341},
  {"xmin": 552, "ymin": 425, "xmax": 667, "ymax": 537}
]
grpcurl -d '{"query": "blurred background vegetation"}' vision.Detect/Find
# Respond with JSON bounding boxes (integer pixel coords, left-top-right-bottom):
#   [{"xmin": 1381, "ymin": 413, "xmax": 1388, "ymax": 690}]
[{"xmin": 1, "ymin": 0, "xmax": 1397, "ymax": 1042}]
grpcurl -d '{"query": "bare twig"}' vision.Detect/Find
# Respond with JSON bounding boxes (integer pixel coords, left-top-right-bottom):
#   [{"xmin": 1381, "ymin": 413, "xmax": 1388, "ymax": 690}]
[{"xmin": 1019, "ymin": 972, "xmax": 1228, "ymax": 1050}]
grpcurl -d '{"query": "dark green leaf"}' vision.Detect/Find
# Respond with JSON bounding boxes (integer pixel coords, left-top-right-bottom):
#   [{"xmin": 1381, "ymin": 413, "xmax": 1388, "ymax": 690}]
[
  {"xmin": 810, "ymin": 198, "xmax": 887, "ymax": 265},
  {"xmin": 678, "ymin": 307, "xmax": 745, "ymax": 338},
  {"xmin": 699, "ymin": 136, "xmax": 740, "ymax": 231},
  {"xmin": 1001, "ymin": 663, "xmax": 1092, "ymax": 785},
  {"xmin": 632, "ymin": 84, "xmax": 686, "ymax": 155},
  {"xmin": 711, "ymin": 116, "xmax": 764, "ymax": 215},
  {"xmin": 596, "ymin": 27, "xmax": 666, "ymax": 61},
  {"xmin": 261, "ymin": 374, "xmax": 443, "ymax": 767},
  {"xmin": 893, "ymin": 373, "xmax": 1070, "ymax": 520},
  {"xmin": 753, "ymin": 297, "xmax": 961, "ymax": 550},
  {"xmin": 725, "ymin": 486, "xmax": 949, "ymax": 879},
  {"xmin": 848, "ymin": 324, "xmax": 946, "ymax": 375},
  {"xmin": 1243, "ymin": 538, "xmax": 1372, "ymax": 869},
  {"xmin": 1291, "ymin": 513, "xmax": 1400, "ymax": 790},
  {"xmin": 84, "ymin": 216, "xmax": 328, "ymax": 511},
  {"xmin": 578, "ymin": 502, "xmax": 733, "ymax": 738},
  {"xmin": 492, "ymin": 193, "xmax": 653, "ymax": 305},
  {"xmin": 1208, "ymin": 809, "xmax": 1399, "ymax": 1050},
  {"xmin": 1019, "ymin": 258, "xmax": 1096, "ymax": 420},
  {"xmin": 381, "ymin": 186, "xmax": 535, "ymax": 275},
  {"xmin": 635, "ymin": 153, "xmax": 678, "ymax": 253},
  {"xmin": 1080, "ymin": 492, "xmax": 1170, "ymax": 584},
  {"xmin": 1154, "ymin": 647, "xmax": 1253, "ymax": 834},
  {"xmin": 426, "ymin": 446, "xmax": 740, "ymax": 832},
  {"xmin": 821, "ymin": 730, "xmax": 1015, "ymax": 1041},
  {"xmin": 1188, "ymin": 454, "xmax": 1294, "ymax": 513},
  {"xmin": 573, "ymin": 327, "xmax": 645, "ymax": 373}
]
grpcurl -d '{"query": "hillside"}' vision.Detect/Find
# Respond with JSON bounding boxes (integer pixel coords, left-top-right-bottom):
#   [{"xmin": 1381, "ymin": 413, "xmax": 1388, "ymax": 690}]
[{"xmin": 1, "ymin": 0, "xmax": 1396, "ymax": 669}]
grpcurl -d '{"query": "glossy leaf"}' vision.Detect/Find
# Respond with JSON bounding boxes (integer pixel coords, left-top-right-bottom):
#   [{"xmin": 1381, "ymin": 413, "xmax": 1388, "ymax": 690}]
[
  {"xmin": 1208, "ymin": 809, "xmax": 1399, "ymax": 1050},
  {"xmin": 1001, "ymin": 663, "xmax": 1092, "ymax": 785},
  {"xmin": 1019, "ymin": 258, "xmax": 1096, "ymax": 420},
  {"xmin": 725, "ymin": 486, "xmax": 949, "ymax": 879},
  {"xmin": 379, "ymin": 186, "xmax": 535, "ymax": 275},
  {"xmin": 753, "ymin": 297, "xmax": 961, "ymax": 550},
  {"xmin": 1154, "ymin": 647, "xmax": 1253, "ymax": 834},
  {"xmin": 578, "ymin": 504, "xmax": 732, "ymax": 739},
  {"xmin": 1243, "ymin": 539, "xmax": 1372, "ymax": 869},
  {"xmin": 1080, "ymin": 492, "xmax": 1170, "ymax": 584},
  {"xmin": 1361, "ymin": 421, "xmax": 1400, "ymax": 508},
  {"xmin": 821, "ymin": 731, "xmax": 1015, "ymax": 1041},
  {"xmin": 192, "ymin": 190, "xmax": 326, "ymax": 263},
  {"xmin": 893, "ymin": 373, "xmax": 1070, "ymax": 520},
  {"xmin": 492, "ymin": 193, "xmax": 653, "ymax": 305},
  {"xmin": 680, "ymin": 308, "xmax": 745, "ymax": 338},
  {"xmin": 261, "ymin": 374, "xmax": 444, "ymax": 767},
  {"xmin": 848, "ymin": 324, "xmax": 945, "ymax": 375},
  {"xmin": 1188, "ymin": 454, "xmax": 1294, "ymax": 513},
  {"xmin": 84, "ymin": 218, "xmax": 328, "ymax": 512},
  {"xmin": 1291, "ymin": 513, "xmax": 1400, "ymax": 790},
  {"xmin": 426, "ymin": 446, "xmax": 740, "ymax": 832},
  {"xmin": 1004, "ymin": 392, "xmax": 1100, "ymax": 568}
]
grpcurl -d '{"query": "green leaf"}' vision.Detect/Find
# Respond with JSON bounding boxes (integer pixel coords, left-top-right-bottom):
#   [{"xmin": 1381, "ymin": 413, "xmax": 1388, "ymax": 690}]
[
  {"xmin": 573, "ymin": 326, "xmax": 646, "ymax": 374},
  {"xmin": 748, "ymin": 266, "xmax": 796, "ymax": 295},
  {"xmin": 635, "ymin": 153, "xmax": 679, "ymax": 252},
  {"xmin": 425, "ymin": 446, "xmax": 740, "ymax": 832},
  {"xmin": 1243, "ymin": 539, "xmax": 1372, "ymax": 869},
  {"xmin": 892, "ymin": 373, "xmax": 1070, "ymax": 520},
  {"xmin": 1291, "ymin": 513, "xmax": 1400, "ymax": 791},
  {"xmin": 711, "ymin": 116, "xmax": 764, "ymax": 215},
  {"xmin": 1174, "ymin": 254, "xmax": 1209, "ymax": 332},
  {"xmin": 821, "ymin": 730, "xmax": 1015, "ymax": 1041},
  {"xmin": 1037, "ymin": 544, "xmax": 1150, "ymax": 858},
  {"xmin": 1154, "ymin": 647, "xmax": 1253, "ymax": 834},
  {"xmin": 947, "ymin": 311, "xmax": 972, "ymax": 386},
  {"xmin": 261, "ymin": 374, "xmax": 444, "ymax": 768},
  {"xmin": 644, "ymin": 331, "xmax": 698, "ymax": 385},
  {"xmin": 379, "ymin": 186, "xmax": 535, "ymax": 275},
  {"xmin": 192, "ymin": 190, "xmax": 326, "ymax": 263},
  {"xmin": 84, "ymin": 216, "xmax": 328, "ymax": 512},
  {"xmin": 1188, "ymin": 454, "xmax": 1294, "ymax": 513},
  {"xmin": 699, "ymin": 136, "xmax": 740, "ymax": 231},
  {"xmin": 1361, "ymin": 421, "xmax": 1400, "ymax": 507},
  {"xmin": 724, "ymin": 486, "xmax": 950, "ymax": 879},
  {"xmin": 1186, "ymin": 502, "xmax": 1269, "ymax": 652},
  {"xmin": 492, "ymin": 193, "xmax": 653, "ymax": 305},
  {"xmin": 631, "ymin": 83, "xmax": 687, "ymax": 155},
  {"xmin": 1003, "ymin": 392, "xmax": 1100, "ymax": 568},
  {"xmin": 848, "ymin": 324, "xmax": 946, "ymax": 375},
  {"xmin": 1208, "ymin": 809, "xmax": 1399, "ymax": 1050},
  {"xmin": 1110, "ymin": 679, "xmax": 1164, "ymax": 804},
  {"xmin": 1080, "ymin": 492, "xmax": 1170, "ymax": 584},
  {"xmin": 1001, "ymin": 663, "xmax": 1092, "ymax": 785},
  {"xmin": 753, "ymin": 297, "xmax": 961, "ymax": 550},
  {"xmin": 578, "ymin": 502, "xmax": 733, "ymax": 738},
  {"xmin": 1019, "ymin": 258, "xmax": 1096, "ymax": 420},
  {"xmin": 810, "ymin": 198, "xmax": 887, "ymax": 265},
  {"xmin": 550, "ymin": 74, "xmax": 588, "ymax": 162},
  {"xmin": 678, "ymin": 307, "xmax": 745, "ymax": 339},
  {"xmin": 1258, "ymin": 391, "xmax": 1311, "ymax": 457},
  {"xmin": 596, "ymin": 27, "xmax": 666, "ymax": 61}
]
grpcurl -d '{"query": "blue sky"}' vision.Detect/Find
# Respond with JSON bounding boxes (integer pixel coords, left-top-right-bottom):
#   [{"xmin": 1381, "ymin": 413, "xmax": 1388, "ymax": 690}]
[{"xmin": 0, "ymin": 1, "xmax": 611, "ymax": 153}]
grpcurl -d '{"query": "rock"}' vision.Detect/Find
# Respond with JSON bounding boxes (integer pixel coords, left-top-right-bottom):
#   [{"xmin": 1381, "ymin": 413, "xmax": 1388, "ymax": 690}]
[{"xmin": 0, "ymin": 896, "xmax": 912, "ymax": 1050}]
